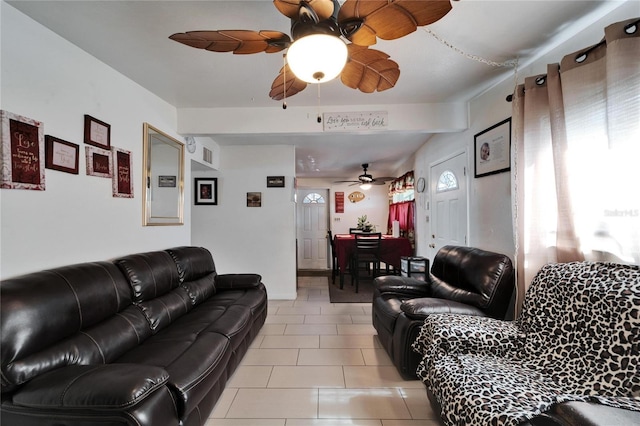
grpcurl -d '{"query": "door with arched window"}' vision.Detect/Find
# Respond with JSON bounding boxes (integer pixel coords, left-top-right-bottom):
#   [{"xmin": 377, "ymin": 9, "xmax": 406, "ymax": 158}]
[
  {"xmin": 429, "ymin": 152, "xmax": 468, "ymax": 257},
  {"xmin": 296, "ymin": 188, "xmax": 329, "ymax": 269}
]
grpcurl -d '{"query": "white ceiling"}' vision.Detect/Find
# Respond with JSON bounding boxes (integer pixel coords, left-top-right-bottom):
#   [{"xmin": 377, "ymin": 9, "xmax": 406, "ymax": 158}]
[{"xmin": 6, "ymin": 0, "xmax": 623, "ymax": 180}]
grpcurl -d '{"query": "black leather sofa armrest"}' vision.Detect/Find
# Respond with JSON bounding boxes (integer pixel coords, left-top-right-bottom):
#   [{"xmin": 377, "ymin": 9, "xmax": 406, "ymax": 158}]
[
  {"xmin": 373, "ymin": 275, "xmax": 431, "ymax": 299},
  {"xmin": 12, "ymin": 364, "xmax": 169, "ymax": 409},
  {"xmin": 412, "ymin": 314, "xmax": 521, "ymax": 358},
  {"xmin": 216, "ymin": 273, "xmax": 262, "ymax": 290},
  {"xmin": 529, "ymin": 401, "xmax": 640, "ymax": 426},
  {"xmin": 401, "ymin": 297, "xmax": 486, "ymax": 320}
]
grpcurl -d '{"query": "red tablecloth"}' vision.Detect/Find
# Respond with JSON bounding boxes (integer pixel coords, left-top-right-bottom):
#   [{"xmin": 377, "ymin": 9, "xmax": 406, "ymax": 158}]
[{"xmin": 334, "ymin": 234, "xmax": 413, "ymax": 280}]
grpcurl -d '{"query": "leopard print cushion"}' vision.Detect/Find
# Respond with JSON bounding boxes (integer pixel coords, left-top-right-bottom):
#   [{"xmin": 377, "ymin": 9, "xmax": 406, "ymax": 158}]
[{"xmin": 413, "ymin": 261, "xmax": 640, "ymax": 426}]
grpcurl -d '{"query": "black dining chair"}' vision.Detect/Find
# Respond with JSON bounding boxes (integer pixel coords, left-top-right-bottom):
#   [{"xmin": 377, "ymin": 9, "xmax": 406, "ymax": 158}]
[
  {"xmin": 327, "ymin": 230, "xmax": 338, "ymax": 284},
  {"xmin": 351, "ymin": 232, "xmax": 382, "ymax": 293}
]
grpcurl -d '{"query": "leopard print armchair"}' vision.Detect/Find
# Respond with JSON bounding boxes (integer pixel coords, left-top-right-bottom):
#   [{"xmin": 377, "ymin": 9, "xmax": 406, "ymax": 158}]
[{"xmin": 413, "ymin": 261, "xmax": 640, "ymax": 426}]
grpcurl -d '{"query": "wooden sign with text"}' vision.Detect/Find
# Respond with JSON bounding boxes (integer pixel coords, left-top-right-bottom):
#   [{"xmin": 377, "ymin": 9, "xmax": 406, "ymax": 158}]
[
  {"xmin": 335, "ymin": 192, "xmax": 344, "ymax": 213},
  {"xmin": 113, "ymin": 147, "xmax": 133, "ymax": 198},
  {"xmin": 348, "ymin": 191, "xmax": 365, "ymax": 203},
  {"xmin": 322, "ymin": 111, "xmax": 388, "ymax": 132},
  {"xmin": 0, "ymin": 110, "xmax": 45, "ymax": 190}
]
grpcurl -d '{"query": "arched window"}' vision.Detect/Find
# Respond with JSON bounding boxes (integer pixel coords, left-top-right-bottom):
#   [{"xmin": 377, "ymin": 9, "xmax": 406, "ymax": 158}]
[
  {"xmin": 303, "ymin": 193, "xmax": 325, "ymax": 204},
  {"xmin": 436, "ymin": 170, "xmax": 459, "ymax": 193}
]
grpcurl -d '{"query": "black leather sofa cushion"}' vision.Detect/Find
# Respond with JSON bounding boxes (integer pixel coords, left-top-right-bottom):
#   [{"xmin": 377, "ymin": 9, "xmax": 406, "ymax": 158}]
[
  {"xmin": 115, "ymin": 251, "xmax": 181, "ymax": 302},
  {"xmin": 430, "ymin": 245, "xmax": 514, "ymax": 319},
  {"xmin": 116, "ymin": 251, "xmax": 192, "ymax": 333},
  {"xmin": 117, "ymin": 331, "xmax": 231, "ymax": 419},
  {"xmin": 1, "ymin": 262, "xmax": 135, "ymax": 390},
  {"xmin": 204, "ymin": 305, "xmax": 253, "ymax": 350},
  {"xmin": 167, "ymin": 246, "xmax": 217, "ymax": 305},
  {"xmin": 167, "ymin": 246, "xmax": 217, "ymax": 283},
  {"xmin": 12, "ymin": 364, "xmax": 168, "ymax": 409}
]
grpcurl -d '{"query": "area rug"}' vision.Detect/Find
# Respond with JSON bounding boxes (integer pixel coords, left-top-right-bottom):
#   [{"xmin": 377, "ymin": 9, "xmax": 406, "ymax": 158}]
[
  {"xmin": 328, "ymin": 276, "xmax": 376, "ymax": 303},
  {"xmin": 297, "ymin": 269, "xmax": 331, "ymax": 277}
]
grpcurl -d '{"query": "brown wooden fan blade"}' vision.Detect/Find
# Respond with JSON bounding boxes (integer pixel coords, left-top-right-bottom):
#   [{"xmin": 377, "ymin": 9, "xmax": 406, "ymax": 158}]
[
  {"xmin": 341, "ymin": 45, "xmax": 400, "ymax": 93},
  {"xmin": 273, "ymin": 0, "xmax": 335, "ymax": 21},
  {"xmin": 169, "ymin": 30, "xmax": 291, "ymax": 54},
  {"xmin": 338, "ymin": 0, "xmax": 453, "ymax": 46},
  {"xmin": 371, "ymin": 177, "xmax": 396, "ymax": 185},
  {"xmin": 269, "ymin": 65, "xmax": 308, "ymax": 100}
]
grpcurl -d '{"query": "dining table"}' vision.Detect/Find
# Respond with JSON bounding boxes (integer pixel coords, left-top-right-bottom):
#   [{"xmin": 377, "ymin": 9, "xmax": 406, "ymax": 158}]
[{"xmin": 333, "ymin": 233, "xmax": 413, "ymax": 288}]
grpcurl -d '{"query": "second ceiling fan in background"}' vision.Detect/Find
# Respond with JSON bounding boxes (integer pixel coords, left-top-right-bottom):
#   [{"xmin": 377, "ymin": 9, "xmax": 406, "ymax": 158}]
[{"xmin": 334, "ymin": 163, "xmax": 395, "ymax": 189}]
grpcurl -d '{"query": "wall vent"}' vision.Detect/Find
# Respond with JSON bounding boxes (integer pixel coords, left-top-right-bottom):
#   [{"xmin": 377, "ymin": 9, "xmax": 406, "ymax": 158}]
[{"xmin": 203, "ymin": 147, "xmax": 213, "ymax": 164}]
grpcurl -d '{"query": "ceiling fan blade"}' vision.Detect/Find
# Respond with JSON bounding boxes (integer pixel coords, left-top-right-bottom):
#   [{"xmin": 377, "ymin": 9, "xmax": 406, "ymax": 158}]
[
  {"xmin": 341, "ymin": 45, "xmax": 400, "ymax": 93},
  {"xmin": 333, "ymin": 180, "xmax": 360, "ymax": 183},
  {"xmin": 371, "ymin": 177, "xmax": 396, "ymax": 185},
  {"xmin": 274, "ymin": 0, "xmax": 336, "ymax": 22},
  {"xmin": 169, "ymin": 30, "xmax": 291, "ymax": 54},
  {"xmin": 338, "ymin": 0, "xmax": 453, "ymax": 46},
  {"xmin": 269, "ymin": 64, "xmax": 308, "ymax": 100}
]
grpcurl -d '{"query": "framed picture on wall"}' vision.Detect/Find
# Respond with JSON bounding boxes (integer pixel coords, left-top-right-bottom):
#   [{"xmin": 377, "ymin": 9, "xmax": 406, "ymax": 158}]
[
  {"xmin": 0, "ymin": 110, "xmax": 46, "ymax": 190},
  {"xmin": 158, "ymin": 175, "xmax": 176, "ymax": 187},
  {"xmin": 45, "ymin": 135, "xmax": 79, "ymax": 174},
  {"xmin": 85, "ymin": 145, "xmax": 112, "ymax": 178},
  {"xmin": 247, "ymin": 192, "xmax": 261, "ymax": 207},
  {"xmin": 84, "ymin": 114, "xmax": 111, "ymax": 149},
  {"xmin": 266, "ymin": 176, "xmax": 285, "ymax": 187},
  {"xmin": 194, "ymin": 177, "xmax": 218, "ymax": 205},
  {"xmin": 112, "ymin": 147, "xmax": 133, "ymax": 198},
  {"xmin": 474, "ymin": 117, "xmax": 511, "ymax": 178}
]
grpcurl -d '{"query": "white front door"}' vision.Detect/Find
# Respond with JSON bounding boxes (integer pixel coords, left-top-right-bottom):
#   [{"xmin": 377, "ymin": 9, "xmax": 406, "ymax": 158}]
[
  {"xmin": 296, "ymin": 189, "xmax": 329, "ymax": 269},
  {"xmin": 429, "ymin": 152, "xmax": 468, "ymax": 257}
]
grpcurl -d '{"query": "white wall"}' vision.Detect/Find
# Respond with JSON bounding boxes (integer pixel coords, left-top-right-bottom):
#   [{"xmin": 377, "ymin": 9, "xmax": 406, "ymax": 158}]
[
  {"xmin": 191, "ymin": 145, "xmax": 297, "ymax": 300},
  {"xmin": 411, "ymin": 0, "xmax": 639, "ymax": 262},
  {"xmin": 0, "ymin": 3, "xmax": 190, "ymax": 278}
]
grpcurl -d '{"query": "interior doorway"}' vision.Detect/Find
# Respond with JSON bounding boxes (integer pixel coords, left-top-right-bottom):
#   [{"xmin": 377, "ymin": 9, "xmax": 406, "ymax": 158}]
[
  {"xmin": 296, "ymin": 188, "xmax": 330, "ymax": 270},
  {"xmin": 429, "ymin": 151, "xmax": 469, "ymax": 258}
]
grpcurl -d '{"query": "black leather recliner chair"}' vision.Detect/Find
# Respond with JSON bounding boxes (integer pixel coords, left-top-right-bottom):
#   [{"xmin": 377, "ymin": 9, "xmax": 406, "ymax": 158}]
[{"xmin": 372, "ymin": 245, "xmax": 515, "ymax": 380}]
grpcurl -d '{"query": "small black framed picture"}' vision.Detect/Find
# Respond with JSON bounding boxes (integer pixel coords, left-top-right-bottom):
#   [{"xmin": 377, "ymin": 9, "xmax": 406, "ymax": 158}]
[
  {"xmin": 266, "ymin": 176, "xmax": 285, "ymax": 188},
  {"xmin": 247, "ymin": 192, "xmax": 261, "ymax": 207},
  {"xmin": 194, "ymin": 177, "xmax": 217, "ymax": 205},
  {"xmin": 158, "ymin": 175, "xmax": 176, "ymax": 187}
]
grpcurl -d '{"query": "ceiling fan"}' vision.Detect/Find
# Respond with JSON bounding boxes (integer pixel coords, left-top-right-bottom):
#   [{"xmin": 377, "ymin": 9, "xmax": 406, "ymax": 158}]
[
  {"xmin": 334, "ymin": 163, "xmax": 396, "ymax": 187},
  {"xmin": 169, "ymin": 0, "xmax": 454, "ymax": 101}
]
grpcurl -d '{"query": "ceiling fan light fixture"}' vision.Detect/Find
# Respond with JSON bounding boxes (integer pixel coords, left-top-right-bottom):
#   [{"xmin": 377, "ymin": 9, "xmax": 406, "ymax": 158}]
[
  {"xmin": 287, "ymin": 34, "xmax": 347, "ymax": 84},
  {"xmin": 359, "ymin": 183, "xmax": 372, "ymax": 190}
]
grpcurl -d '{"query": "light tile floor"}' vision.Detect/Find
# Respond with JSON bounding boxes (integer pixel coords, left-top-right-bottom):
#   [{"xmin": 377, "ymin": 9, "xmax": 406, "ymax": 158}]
[{"xmin": 206, "ymin": 276, "xmax": 440, "ymax": 426}]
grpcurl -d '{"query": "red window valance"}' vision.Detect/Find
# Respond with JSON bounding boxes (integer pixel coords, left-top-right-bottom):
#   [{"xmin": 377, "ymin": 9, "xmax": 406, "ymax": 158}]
[{"xmin": 388, "ymin": 170, "xmax": 414, "ymax": 196}]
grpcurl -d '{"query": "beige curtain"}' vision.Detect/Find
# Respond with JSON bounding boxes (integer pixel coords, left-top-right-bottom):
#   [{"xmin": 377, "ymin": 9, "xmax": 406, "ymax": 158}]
[{"xmin": 512, "ymin": 18, "xmax": 640, "ymax": 314}]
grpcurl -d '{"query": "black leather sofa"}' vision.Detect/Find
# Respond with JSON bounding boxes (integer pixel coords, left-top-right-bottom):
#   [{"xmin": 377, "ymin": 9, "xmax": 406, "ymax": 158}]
[
  {"xmin": 1, "ymin": 246, "xmax": 267, "ymax": 426},
  {"xmin": 372, "ymin": 245, "xmax": 515, "ymax": 380}
]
